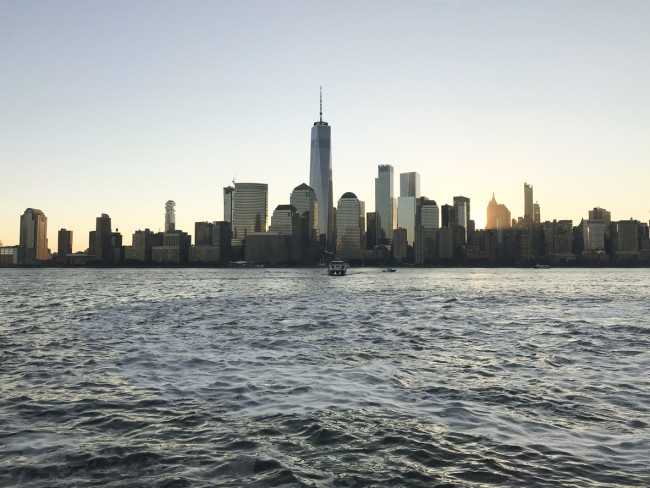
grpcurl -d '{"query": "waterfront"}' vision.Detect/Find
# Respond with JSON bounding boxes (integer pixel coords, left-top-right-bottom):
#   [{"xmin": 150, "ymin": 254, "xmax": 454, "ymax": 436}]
[{"xmin": 1, "ymin": 268, "xmax": 649, "ymax": 486}]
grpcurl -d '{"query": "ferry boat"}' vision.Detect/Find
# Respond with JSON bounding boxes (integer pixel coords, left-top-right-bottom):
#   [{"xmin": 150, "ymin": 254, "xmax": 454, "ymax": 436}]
[{"xmin": 328, "ymin": 260, "xmax": 347, "ymax": 276}]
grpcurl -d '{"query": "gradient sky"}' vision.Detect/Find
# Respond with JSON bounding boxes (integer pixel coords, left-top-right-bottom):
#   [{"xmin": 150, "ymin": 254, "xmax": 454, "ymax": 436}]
[{"xmin": 1, "ymin": 0, "xmax": 649, "ymax": 251}]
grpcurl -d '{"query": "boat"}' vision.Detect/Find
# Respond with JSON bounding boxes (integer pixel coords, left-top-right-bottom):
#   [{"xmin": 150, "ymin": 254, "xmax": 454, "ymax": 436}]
[
  {"xmin": 382, "ymin": 268, "xmax": 396, "ymax": 273},
  {"xmin": 328, "ymin": 260, "xmax": 347, "ymax": 276},
  {"xmin": 535, "ymin": 264, "xmax": 551, "ymax": 269}
]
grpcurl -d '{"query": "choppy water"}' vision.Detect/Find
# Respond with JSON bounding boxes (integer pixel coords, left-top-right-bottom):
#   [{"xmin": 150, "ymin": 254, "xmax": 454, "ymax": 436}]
[{"xmin": 1, "ymin": 268, "xmax": 649, "ymax": 487}]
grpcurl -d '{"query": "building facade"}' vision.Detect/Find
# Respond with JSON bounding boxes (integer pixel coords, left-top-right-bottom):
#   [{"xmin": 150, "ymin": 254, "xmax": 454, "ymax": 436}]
[
  {"xmin": 375, "ymin": 164, "xmax": 395, "ymax": 242},
  {"xmin": 58, "ymin": 229, "xmax": 73, "ymax": 258},
  {"xmin": 165, "ymin": 200, "xmax": 176, "ymax": 232},
  {"xmin": 589, "ymin": 207, "xmax": 611, "ymax": 225},
  {"xmin": 231, "ymin": 182, "xmax": 268, "ymax": 247},
  {"xmin": 290, "ymin": 183, "xmax": 318, "ymax": 240},
  {"xmin": 524, "ymin": 183, "xmax": 533, "ymax": 221},
  {"xmin": 336, "ymin": 192, "xmax": 362, "ymax": 260},
  {"xmin": 19, "ymin": 208, "xmax": 48, "ymax": 264},
  {"xmin": 223, "ymin": 186, "xmax": 235, "ymax": 223},
  {"xmin": 400, "ymin": 172, "xmax": 420, "ymax": 198}
]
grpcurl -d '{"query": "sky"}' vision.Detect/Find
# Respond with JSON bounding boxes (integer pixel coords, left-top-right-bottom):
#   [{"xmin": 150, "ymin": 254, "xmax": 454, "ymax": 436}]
[{"xmin": 1, "ymin": 0, "xmax": 649, "ymax": 251}]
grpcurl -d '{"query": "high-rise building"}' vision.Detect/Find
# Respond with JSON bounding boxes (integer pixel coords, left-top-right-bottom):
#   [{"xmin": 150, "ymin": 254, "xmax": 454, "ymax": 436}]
[
  {"xmin": 612, "ymin": 219, "xmax": 640, "ymax": 258},
  {"xmin": 397, "ymin": 196, "xmax": 416, "ymax": 246},
  {"xmin": 290, "ymin": 183, "xmax": 318, "ymax": 240},
  {"xmin": 95, "ymin": 213, "xmax": 112, "ymax": 262},
  {"xmin": 165, "ymin": 200, "xmax": 176, "ymax": 232},
  {"xmin": 231, "ymin": 182, "xmax": 268, "ymax": 247},
  {"xmin": 195, "ymin": 221, "xmax": 214, "ymax": 246},
  {"xmin": 188, "ymin": 221, "xmax": 232, "ymax": 265},
  {"xmin": 581, "ymin": 219, "xmax": 606, "ymax": 252},
  {"xmin": 58, "ymin": 229, "xmax": 73, "ymax": 257},
  {"xmin": 420, "ymin": 200, "xmax": 440, "ymax": 261},
  {"xmin": 375, "ymin": 164, "xmax": 395, "ymax": 242},
  {"xmin": 19, "ymin": 208, "xmax": 48, "ymax": 264},
  {"xmin": 392, "ymin": 228, "xmax": 408, "ymax": 262},
  {"xmin": 533, "ymin": 202, "xmax": 541, "ymax": 223},
  {"xmin": 366, "ymin": 212, "xmax": 377, "ymax": 250},
  {"xmin": 269, "ymin": 205, "xmax": 298, "ymax": 235},
  {"xmin": 309, "ymin": 88, "xmax": 333, "ymax": 244},
  {"xmin": 400, "ymin": 172, "xmax": 420, "ymax": 198},
  {"xmin": 127, "ymin": 229, "xmax": 157, "ymax": 262},
  {"xmin": 486, "ymin": 194, "xmax": 512, "ymax": 230},
  {"xmin": 455, "ymin": 201, "xmax": 468, "ymax": 229},
  {"xmin": 453, "ymin": 196, "xmax": 471, "ymax": 223},
  {"xmin": 223, "ymin": 186, "xmax": 235, "ymax": 223},
  {"xmin": 588, "ymin": 207, "xmax": 611, "ymax": 225},
  {"xmin": 524, "ymin": 183, "xmax": 533, "ymax": 221},
  {"xmin": 441, "ymin": 204, "xmax": 456, "ymax": 229},
  {"xmin": 152, "ymin": 231, "xmax": 191, "ymax": 264},
  {"xmin": 335, "ymin": 192, "xmax": 362, "ymax": 260}
]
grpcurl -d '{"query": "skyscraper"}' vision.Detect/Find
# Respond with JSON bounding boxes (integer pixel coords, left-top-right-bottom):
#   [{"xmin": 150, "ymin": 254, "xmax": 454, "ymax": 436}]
[
  {"xmin": 309, "ymin": 88, "xmax": 333, "ymax": 245},
  {"xmin": 420, "ymin": 200, "xmax": 440, "ymax": 262},
  {"xmin": 95, "ymin": 213, "xmax": 112, "ymax": 262},
  {"xmin": 375, "ymin": 164, "xmax": 395, "ymax": 242},
  {"xmin": 223, "ymin": 186, "xmax": 235, "ymax": 223},
  {"xmin": 524, "ymin": 183, "xmax": 533, "ymax": 221},
  {"xmin": 486, "ymin": 194, "xmax": 511, "ymax": 230},
  {"xmin": 397, "ymin": 196, "xmax": 416, "ymax": 246},
  {"xmin": 336, "ymin": 192, "xmax": 362, "ymax": 260},
  {"xmin": 231, "ymin": 182, "xmax": 268, "ymax": 246},
  {"xmin": 269, "ymin": 205, "xmax": 298, "ymax": 236},
  {"xmin": 588, "ymin": 207, "xmax": 611, "ymax": 225},
  {"xmin": 19, "ymin": 208, "xmax": 48, "ymax": 264},
  {"xmin": 453, "ymin": 196, "xmax": 471, "ymax": 223},
  {"xmin": 397, "ymin": 172, "xmax": 420, "ymax": 246},
  {"xmin": 400, "ymin": 172, "xmax": 420, "ymax": 198},
  {"xmin": 58, "ymin": 229, "xmax": 73, "ymax": 257},
  {"xmin": 165, "ymin": 200, "xmax": 176, "ymax": 232}
]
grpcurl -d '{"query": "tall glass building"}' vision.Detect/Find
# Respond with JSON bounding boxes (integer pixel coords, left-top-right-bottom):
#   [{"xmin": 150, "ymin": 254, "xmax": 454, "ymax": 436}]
[
  {"xmin": 309, "ymin": 91, "xmax": 333, "ymax": 244},
  {"xmin": 336, "ymin": 192, "xmax": 362, "ymax": 260},
  {"xmin": 231, "ymin": 182, "xmax": 268, "ymax": 247},
  {"xmin": 375, "ymin": 164, "xmax": 395, "ymax": 242},
  {"xmin": 400, "ymin": 172, "xmax": 420, "ymax": 198},
  {"xmin": 420, "ymin": 200, "xmax": 440, "ymax": 261}
]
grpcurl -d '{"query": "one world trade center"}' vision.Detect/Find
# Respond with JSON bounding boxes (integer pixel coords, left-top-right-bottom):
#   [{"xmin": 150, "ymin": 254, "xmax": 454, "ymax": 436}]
[{"xmin": 309, "ymin": 88, "xmax": 334, "ymax": 245}]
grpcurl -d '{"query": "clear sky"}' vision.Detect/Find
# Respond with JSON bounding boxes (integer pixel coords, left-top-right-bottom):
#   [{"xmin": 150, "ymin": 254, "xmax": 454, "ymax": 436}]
[{"xmin": 1, "ymin": 0, "xmax": 649, "ymax": 251}]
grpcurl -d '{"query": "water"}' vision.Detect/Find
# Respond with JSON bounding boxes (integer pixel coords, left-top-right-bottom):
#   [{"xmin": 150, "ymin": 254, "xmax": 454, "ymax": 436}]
[{"xmin": 1, "ymin": 268, "xmax": 649, "ymax": 487}]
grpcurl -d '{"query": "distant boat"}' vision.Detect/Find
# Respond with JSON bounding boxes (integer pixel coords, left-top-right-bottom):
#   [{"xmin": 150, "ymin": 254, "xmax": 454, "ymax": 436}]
[
  {"xmin": 382, "ymin": 268, "xmax": 396, "ymax": 273},
  {"xmin": 328, "ymin": 260, "xmax": 347, "ymax": 276},
  {"xmin": 535, "ymin": 264, "xmax": 551, "ymax": 269}
]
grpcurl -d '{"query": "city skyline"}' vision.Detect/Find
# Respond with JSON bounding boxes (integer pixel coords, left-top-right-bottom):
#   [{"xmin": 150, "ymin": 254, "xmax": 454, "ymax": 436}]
[{"xmin": 2, "ymin": 1, "xmax": 650, "ymax": 251}]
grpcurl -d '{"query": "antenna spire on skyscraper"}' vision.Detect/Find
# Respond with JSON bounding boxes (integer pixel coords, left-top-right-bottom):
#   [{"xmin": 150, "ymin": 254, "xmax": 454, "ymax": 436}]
[{"xmin": 319, "ymin": 86, "xmax": 323, "ymax": 123}]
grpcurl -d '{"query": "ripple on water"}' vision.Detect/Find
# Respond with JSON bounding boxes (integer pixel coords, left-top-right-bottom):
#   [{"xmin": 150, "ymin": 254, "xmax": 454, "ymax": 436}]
[{"xmin": 0, "ymin": 268, "xmax": 649, "ymax": 487}]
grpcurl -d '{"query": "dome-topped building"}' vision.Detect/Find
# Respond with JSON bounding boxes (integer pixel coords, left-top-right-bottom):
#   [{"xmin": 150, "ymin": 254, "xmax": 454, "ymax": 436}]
[{"xmin": 336, "ymin": 192, "xmax": 362, "ymax": 260}]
